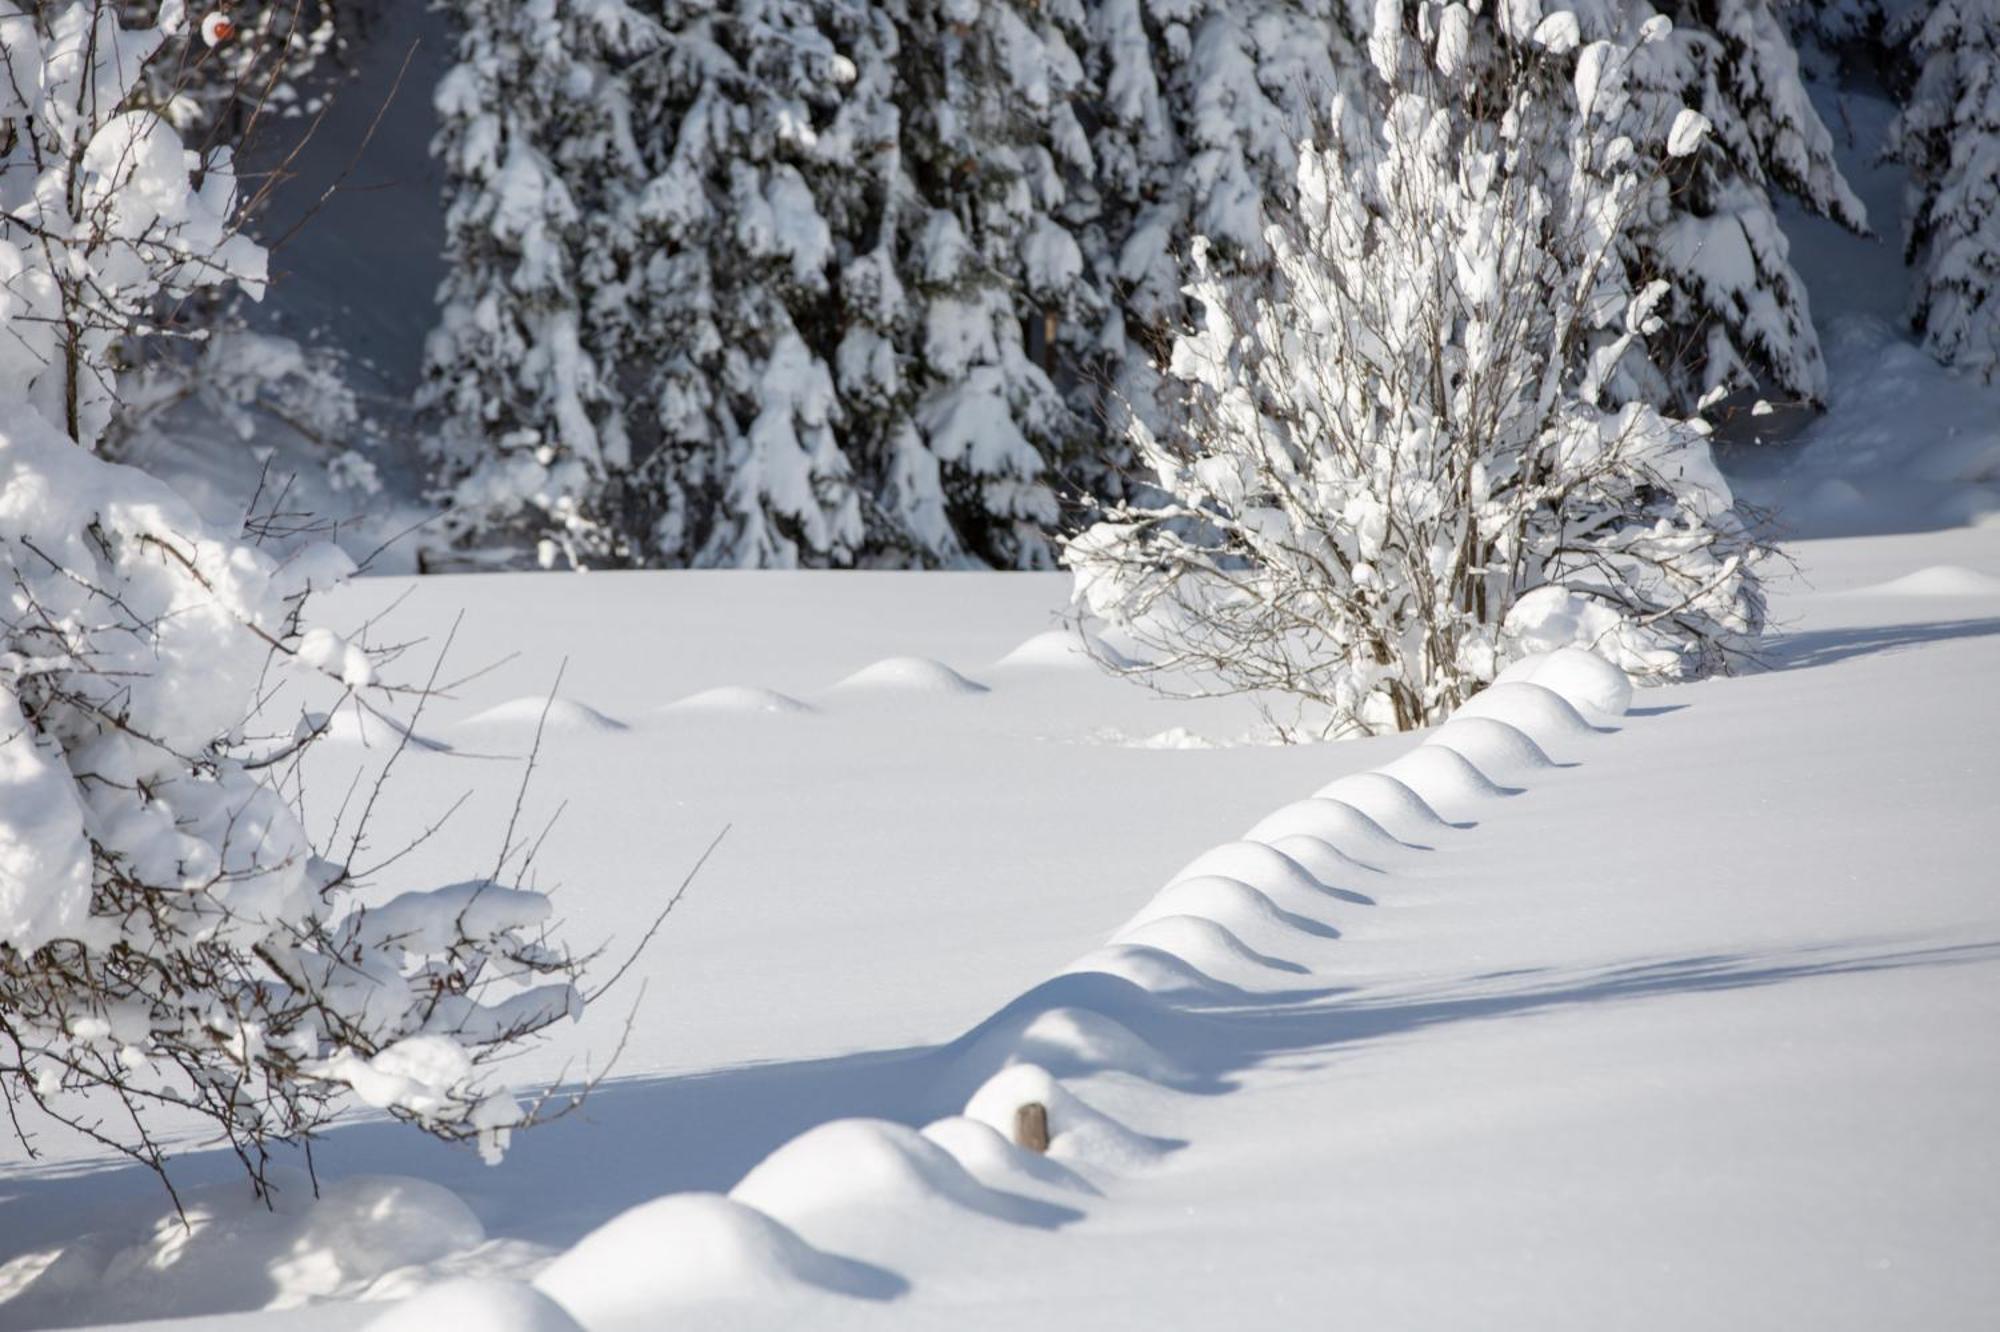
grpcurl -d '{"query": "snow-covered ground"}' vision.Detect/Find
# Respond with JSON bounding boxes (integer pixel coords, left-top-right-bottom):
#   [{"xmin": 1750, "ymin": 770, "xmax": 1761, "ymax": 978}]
[
  {"xmin": 6, "ymin": 29, "xmax": 1996, "ymax": 1332},
  {"xmin": 2, "ymin": 507, "xmax": 1995, "ymax": 1329}
]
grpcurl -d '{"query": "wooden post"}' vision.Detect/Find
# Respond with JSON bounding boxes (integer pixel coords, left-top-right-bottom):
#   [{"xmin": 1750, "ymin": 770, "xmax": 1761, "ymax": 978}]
[{"xmin": 1013, "ymin": 1102, "xmax": 1051, "ymax": 1154}]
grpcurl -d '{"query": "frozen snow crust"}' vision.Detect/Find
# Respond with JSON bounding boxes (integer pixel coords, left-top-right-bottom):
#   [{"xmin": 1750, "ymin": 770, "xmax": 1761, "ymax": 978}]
[{"xmin": 348, "ymin": 653, "xmax": 1631, "ymax": 1329}]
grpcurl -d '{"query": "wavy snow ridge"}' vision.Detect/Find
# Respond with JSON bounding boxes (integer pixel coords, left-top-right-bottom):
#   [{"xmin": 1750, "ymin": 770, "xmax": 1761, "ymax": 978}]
[{"xmin": 359, "ymin": 648, "xmax": 1634, "ymax": 1330}]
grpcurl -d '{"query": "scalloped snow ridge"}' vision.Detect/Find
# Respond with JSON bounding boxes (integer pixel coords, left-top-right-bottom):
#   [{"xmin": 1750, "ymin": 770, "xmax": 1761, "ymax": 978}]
[{"xmin": 366, "ymin": 649, "xmax": 1630, "ymax": 1329}]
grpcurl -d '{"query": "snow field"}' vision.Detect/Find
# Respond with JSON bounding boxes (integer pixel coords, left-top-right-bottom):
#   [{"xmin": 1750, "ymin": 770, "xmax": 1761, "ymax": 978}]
[{"xmin": 340, "ymin": 652, "xmax": 1628, "ymax": 1329}]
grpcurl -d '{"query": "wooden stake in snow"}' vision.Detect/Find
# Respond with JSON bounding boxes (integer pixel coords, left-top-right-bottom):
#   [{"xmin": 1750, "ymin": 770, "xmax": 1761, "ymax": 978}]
[{"xmin": 1014, "ymin": 1102, "xmax": 1051, "ymax": 1154}]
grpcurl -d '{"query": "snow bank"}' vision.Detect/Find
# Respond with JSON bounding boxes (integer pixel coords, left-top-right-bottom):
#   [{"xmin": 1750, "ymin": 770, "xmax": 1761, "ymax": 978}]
[
  {"xmin": 832, "ymin": 655, "xmax": 990, "ymax": 694},
  {"xmin": 456, "ymin": 697, "xmax": 628, "ymax": 731},
  {"xmin": 313, "ymin": 698, "xmax": 450, "ymax": 751},
  {"xmin": 662, "ymin": 684, "xmax": 815, "ymax": 714},
  {"xmin": 992, "ymin": 628, "xmax": 1101, "ymax": 670},
  {"xmin": 961, "ymin": 1063, "xmax": 1172, "ymax": 1173},
  {"xmin": 1257, "ymin": 834, "xmax": 1381, "ymax": 898},
  {"xmin": 2, "ymin": 1173, "xmax": 486, "ymax": 1327},
  {"xmin": 731, "ymin": 1119, "xmax": 1066, "ymax": 1228},
  {"xmin": 1379, "ymin": 744, "xmax": 1519, "ymax": 820},
  {"xmin": 1450, "ymin": 680, "xmax": 1609, "ymax": 748},
  {"xmin": 1109, "ymin": 912, "xmax": 1312, "ymax": 977},
  {"xmin": 1059, "ymin": 941, "xmax": 1247, "ymax": 1000},
  {"xmin": 533, "ymin": 1193, "xmax": 902, "ymax": 1325},
  {"xmin": 1844, "ymin": 564, "xmax": 2000, "ymax": 597},
  {"xmin": 1243, "ymin": 797, "xmax": 1408, "ymax": 861},
  {"xmin": 1494, "ymin": 646, "xmax": 1636, "ymax": 718},
  {"xmin": 362, "ymin": 1279, "xmax": 582, "ymax": 1332},
  {"xmin": 1422, "ymin": 716, "xmax": 1562, "ymax": 782},
  {"xmin": 1314, "ymin": 771, "xmax": 1462, "ymax": 839},
  {"xmin": 920, "ymin": 1115, "xmax": 1100, "ymax": 1197},
  {"xmin": 1119, "ymin": 875, "xmax": 1340, "ymax": 946},
  {"xmin": 1169, "ymin": 841, "xmax": 1350, "ymax": 914},
  {"xmin": 948, "ymin": 990, "xmax": 1195, "ymax": 1095}
]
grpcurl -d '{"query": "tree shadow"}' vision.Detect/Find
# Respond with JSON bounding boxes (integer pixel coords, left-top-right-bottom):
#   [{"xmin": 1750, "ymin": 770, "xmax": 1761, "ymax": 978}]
[
  {"xmin": 1765, "ymin": 617, "xmax": 2000, "ymax": 672},
  {"xmin": 5, "ymin": 931, "xmax": 1992, "ymax": 1316}
]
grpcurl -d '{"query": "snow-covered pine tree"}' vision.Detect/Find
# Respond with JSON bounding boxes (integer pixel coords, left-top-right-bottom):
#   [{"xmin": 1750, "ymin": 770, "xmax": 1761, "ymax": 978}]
[
  {"xmin": 422, "ymin": 0, "xmax": 652, "ymax": 567},
  {"xmin": 610, "ymin": 0, "xmax": 872, "ymax": 568},
  {"xmin": 1892, "ymin": 0, "xmax": 2000, "ymax": 379},
  {"xmin": 425, "ymin": 0, "xmax": 1103, "ymax": 569},
  {"xmin": 1068, "ymin": 1, "xmax": 1767, "ymax": 735},
  {"xmin": 870, "ymin": 0, "xmax": 1097, "ymax": 568},
  {"xmin": 1071, "ymin": 0, "xmax": 1359, "ymax": 447}
]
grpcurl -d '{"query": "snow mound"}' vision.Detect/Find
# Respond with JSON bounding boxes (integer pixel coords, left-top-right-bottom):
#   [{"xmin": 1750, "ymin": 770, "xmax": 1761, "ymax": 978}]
[
  {"xmin": 1242, "ymin": 797, "xmax": 1406, "ymax": 861},
  {"xmin": 832, "ymin": 655, "xmax": 990, "ymax": 694},
  {"xmin": 1170, "ymin": 841, "xmax": 1343, "ymax": 912},
  {"xmin": 1845, "ymin": 564, "xmax": 2000, "ymax": 597},
  {"xmin": 732, "ymin": 1118, "xmax": 1065, "ymax": 1228},
  {"xmin": 921, "ymin": 1115, "xmax": 1100, "ymax": 1197},
  {"xmin": 949, "ymin": 993, "xmax": 1194, "ymax": 1091},
  {"xmin": 962, "ymin": 1063, "xmax": 1172, "ymax": 1172},
  {"xmin": 533, "ymin": 1193, "xmax": 902, "ymax": 1323},
  {"xmin": 1120, "ymin": 874, "xmax": 1340, "ymax": 943},
  {"xmin": 1131, "ymin": 725, "xmax": 1222, "ymax": 749},
  {"xmin": 1451, "ymin": 681, "xmax": 1607, "ymax": 746},
  {"xmin": 1261, "ymin": 835, "xmax": 1380, "ymax": 902},
  {"xmin": 662, "ymin": 685, "xmax": 815, "ymax": 715},
  {"xmin": 1380, "ymin": 744, "xmax": 1518, "ymax": 816},
  {"xmin": 1061, "ymin": 942, "xmax": 1242, "ymax": 1000},
  {"xmin": 993, "ymin": 628, "xmax": 1113, "ymax": 670},
  {"xmin": 1496, "ymin": 647, "xmax": 1634, "ymax": 717},
  {"xmin": 1111, "ymin": 912, "xmax": 1311, "ymax": 976},
  {"xmin": 457, "ymin": 696, "xmax": 628, "ymax": 732},
  {"xmin": 8, "ymin": 1173, "xmax": 487, "ymax": 1327},
  {"xmin": 1314, "ymin": 772, "xmax": 1462, "ymax": 839},
  {"xmin": 1423, "ymin": 716, "xmax": 1561, "ymax": 781},
  {"xmin": 312, "ymin": 700, "xmax": 449, "ymax": 752},
  {"xmin": 362, "ymin": 1279, "xmax": 582, "ymax": 1332}
]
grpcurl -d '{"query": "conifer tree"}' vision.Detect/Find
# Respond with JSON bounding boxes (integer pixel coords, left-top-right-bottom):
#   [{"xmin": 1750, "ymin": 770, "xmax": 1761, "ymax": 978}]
[{"xmin": 1893, "ymin": 0, "xmax": 2000, "ymax": 378}]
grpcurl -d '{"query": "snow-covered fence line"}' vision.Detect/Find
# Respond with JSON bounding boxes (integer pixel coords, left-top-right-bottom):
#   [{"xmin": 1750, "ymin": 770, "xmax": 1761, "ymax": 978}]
[{"xmin": 359, "ymin": 649, "xmax": 1630, "ymax": 1328}]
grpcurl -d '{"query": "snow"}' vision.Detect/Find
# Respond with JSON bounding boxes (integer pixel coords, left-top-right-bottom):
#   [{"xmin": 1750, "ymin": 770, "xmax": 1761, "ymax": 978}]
[
  {"xmin": 831, "ymin": 655, "xmax": 991, "ymax": 695},
  {"xmin": 661, "ymin": 685, "xmax": 817, "ymax": 715},
  {"xmin": 531, "ymin": 1194, "xmax": 901, "ymax": 1325},
  {"xmin": 361, "ymin": 1280, "xmax": 581, "ymax": 1332},
  {"xmin": 456, "ymin": 697, "xmax": 629, "ymax": 732},
  {"xmin": 7, "ymin": 17, "xmax": 2000, "ymax": 1326},
  {"xmin": 1842, "ymin": 564, "xmax": 2000, "ymax": 597},
  {"xmin": 2, "ymin": 520, "xmax": 1997, "ymax": 1328}
]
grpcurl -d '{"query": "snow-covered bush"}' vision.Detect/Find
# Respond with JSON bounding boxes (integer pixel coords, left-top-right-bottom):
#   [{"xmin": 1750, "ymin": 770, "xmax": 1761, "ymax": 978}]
[
  {"xmin": 1, "ymin": 407, "xmax": 582, "ymax": 1194},
  {"xmin": 118, "ymin": 0, "xmax": 345, "ymax": 133},
  {"xmin": 1419, "ymin": 2, "xmax": 1866, "ymax": 414},
  {"xmin": 2, "ymin": 2, "xmax": 585, "ymax": 1194},
  {"xmin": 0, "ymin": 0, "xmax": 265, "ymax": 449},
  {"xmin": 1067, "ymin": 2, "xmax": 1768, "ymax": 737},
  {"xmin": 1893, "ymin": 0, "xmax": 2000, "ymax": 380}
]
